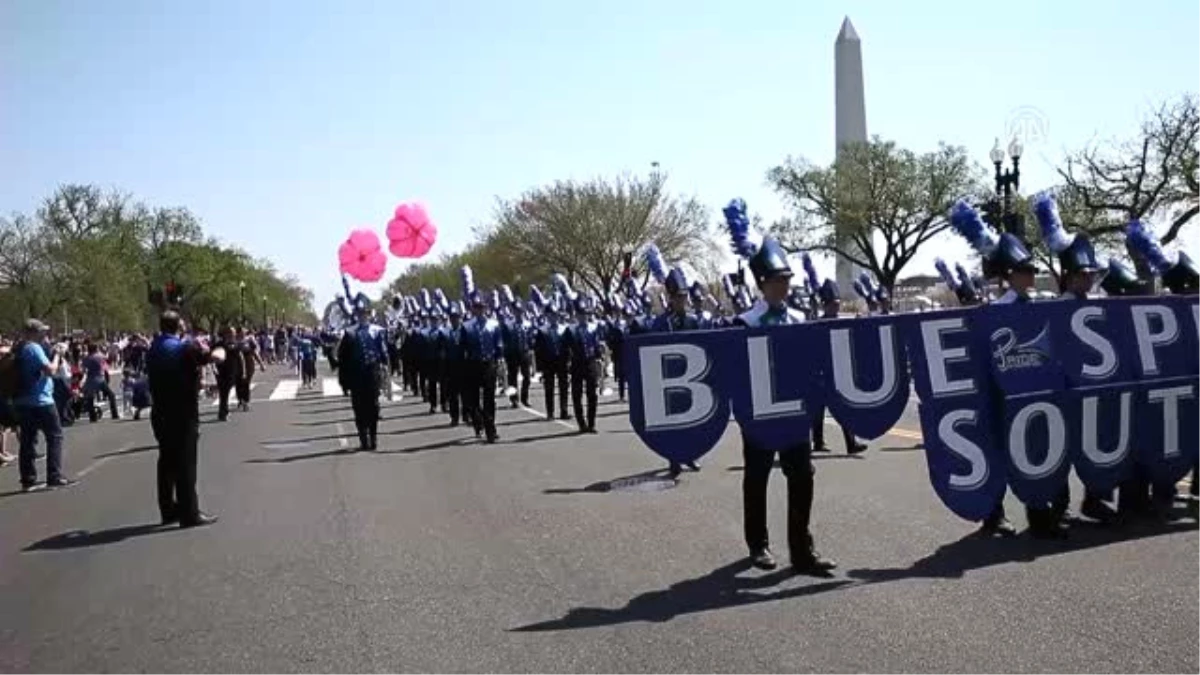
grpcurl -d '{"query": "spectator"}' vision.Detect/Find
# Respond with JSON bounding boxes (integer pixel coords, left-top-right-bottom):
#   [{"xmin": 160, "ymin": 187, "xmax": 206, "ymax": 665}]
[
  {"xmin": 14, "ymin": 319, "xmax": 76, "ymax": 492},
  {"xmin": 82, "ymin": 343, "xmax": 121, "ymax": 421}
]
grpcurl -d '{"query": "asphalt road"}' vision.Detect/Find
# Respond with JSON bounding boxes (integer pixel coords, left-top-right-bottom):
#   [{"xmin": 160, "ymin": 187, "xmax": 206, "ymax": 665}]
[{"xmin": 1, "ymin": 363, "xmax": 1196, "ymax": 673}]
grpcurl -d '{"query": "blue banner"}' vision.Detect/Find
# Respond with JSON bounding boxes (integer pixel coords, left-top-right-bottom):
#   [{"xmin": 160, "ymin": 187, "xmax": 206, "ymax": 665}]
[{"xmin": 623, "ymin": 296, "xmax": 1199, "ymax": 520}]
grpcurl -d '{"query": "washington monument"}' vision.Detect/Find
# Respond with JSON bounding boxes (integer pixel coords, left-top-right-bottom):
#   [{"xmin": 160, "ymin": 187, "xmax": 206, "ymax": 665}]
[{"xmin": 834, "ymin": 16, "xmax": 867, "ymax": 293}]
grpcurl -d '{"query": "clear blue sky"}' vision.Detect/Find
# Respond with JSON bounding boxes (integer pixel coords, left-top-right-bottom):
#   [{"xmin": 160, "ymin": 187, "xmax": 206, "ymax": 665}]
[{"xmin": 4, "ymin": 0, "xmax": 1197, "ymax": 308}]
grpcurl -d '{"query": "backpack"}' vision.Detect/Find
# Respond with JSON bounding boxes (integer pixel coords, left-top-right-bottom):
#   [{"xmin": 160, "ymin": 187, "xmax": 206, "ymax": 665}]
[{"xmin": 0, "ymin": 341, "xmax": 26, "ymax": 400}]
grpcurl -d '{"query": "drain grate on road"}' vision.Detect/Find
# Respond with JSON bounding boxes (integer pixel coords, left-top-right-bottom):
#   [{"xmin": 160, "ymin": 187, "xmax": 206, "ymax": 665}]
[{"xmin": 605, "ymin": 475, "xmax": 679, "ymax": 493}]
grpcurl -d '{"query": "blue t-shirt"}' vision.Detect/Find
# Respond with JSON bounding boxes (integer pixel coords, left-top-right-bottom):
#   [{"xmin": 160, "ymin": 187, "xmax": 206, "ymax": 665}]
[
  {"xmin": 298, "ymin": 338, "xmax": 315, "ymax": 361},
  {"xmin": 17, "ymin": 342, "xmax": 55, "ymax": 408}
]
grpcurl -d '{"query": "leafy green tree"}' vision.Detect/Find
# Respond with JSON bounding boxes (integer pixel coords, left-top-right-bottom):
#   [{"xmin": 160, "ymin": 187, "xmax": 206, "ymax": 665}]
[{"xmin": 768, "ymin": 137, "xmax": 984, "ymax": 293}]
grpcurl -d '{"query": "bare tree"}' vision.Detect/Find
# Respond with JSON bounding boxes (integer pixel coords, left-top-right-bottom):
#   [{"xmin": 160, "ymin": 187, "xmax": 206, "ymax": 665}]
[
  {"xmin": 767, "ymin": 138, "xmax": 984, "ymax": 292},
  {"xmin": 481, "ymin": 172, "xmax": 717, "ymax": 295},
  {"xmin": 1058, "ymin": 94, "xmax": 1198, "ymax": 275}
]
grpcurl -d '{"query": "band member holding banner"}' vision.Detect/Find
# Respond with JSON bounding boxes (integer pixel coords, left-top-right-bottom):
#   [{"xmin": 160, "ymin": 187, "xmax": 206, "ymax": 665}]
[
  {"xmin": 1126, "ymin": 219, "xmax": 1200, "ymax": 507},
  {"xmin": 949, "ymin": 201, "xmax": 1022, "ymax": 538},
  {"xmin": 1036, "ymin": 193, "xmax": 1119, "ymax": 526},
  {"xmin": 645, "ymin": 244, "xmax": 702, "ymax": 478},
  {"xmin": 726, "ymin": 198, "xmax": 837, "ymax": 575},
  {"xmin": 803, "ymin": 255, "xmax": 868, "ymax": 456}
]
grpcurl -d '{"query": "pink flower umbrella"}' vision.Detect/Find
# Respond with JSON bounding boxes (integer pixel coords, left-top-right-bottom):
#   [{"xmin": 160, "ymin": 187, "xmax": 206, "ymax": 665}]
[
  {"xmin": 338, "ymin": 229, "xmax": 387, "ymax": 282},
  {"xmin": 386, "ymin": 202, "xmax": 437, "ymax": 259}
]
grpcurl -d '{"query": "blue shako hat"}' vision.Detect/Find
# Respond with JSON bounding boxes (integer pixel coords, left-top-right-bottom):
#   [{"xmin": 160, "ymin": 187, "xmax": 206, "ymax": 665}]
[
  {"xmin": 724, "ymin": 197, "xmax": 792, "ymax": 284},
  {"xmin": 949, "ymin": 199, "xmax": 1035, "ymax": 279},
  {"xmin": 1034, "ymin": 192, "xmax": 1099, "ymax": 274},
  {"xmin": 1100, "ymin": 258, "xmax": 1141, "ymax": 296},
  {"xmin": 665, "ymin": 267, "xmax": 690, "ymax": 296},
  {"xmin": 1127, "ymin": 219, "xmax": 1199, "ymax": 295},
  {"xmin": 818, "ymin": 279, "xmax": 840, "ymax": 304},
  {"xmin": 461, "ymin": 265, "xmax": 482, "ymax": 305}
]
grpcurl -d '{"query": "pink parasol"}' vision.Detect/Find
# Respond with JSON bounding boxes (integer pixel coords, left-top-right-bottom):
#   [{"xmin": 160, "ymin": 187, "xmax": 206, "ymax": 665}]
[
  {"xmin": 386, "ymin": 202, "xmax": 437, "ymax": 259},
  {"xmin": 338, "ymin": 228, "xmax": 387, "ymax": 282}
]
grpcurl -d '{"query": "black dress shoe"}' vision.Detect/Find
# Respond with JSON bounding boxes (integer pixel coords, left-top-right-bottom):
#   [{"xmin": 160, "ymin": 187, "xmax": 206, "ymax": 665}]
[
  {"xmin": 161, "ymin": 514, "xmax": 180, "ymax": 526},
  {"xmin": 1080, "ymin": 498, "xmax": 1118, "ymax": 525},
  {"xmin": 46, "ymin": 477, "xmax": 78, "ymax": 489},
  {"xmin": 792, "ymin": 551, "xmax": 837, "ymax": 577},
  {"xmin": 686, "ymin": 461, "xmax": 700, "ymax": 471},
  {"xmin": 559, "ymin": 412, "xmax": 570, "ymax": 421},
  {"xmin": 179, "ymin": 513, "xmax": 218, "ymax": 529},
  {"xmin": 812, "ymin": 444, "xmax": 831, "ymax": 453},
  {"xmin": 978, "ymin": 516, "xmax": 1018, "ymax": 538},
  {"xmin": 848, "ymin": 441, "xmax": 868, "ymax": 455},
  {"xmin": 668, "ymin": 463, "xmax": 682, "ymax": 480},
  {"xmin": 587, "ymin": 427, "xmax": 598, "ymax": 434},
  {"xmin": 750, "ymin": 548, "xmax": 778, "ymax": 570}
]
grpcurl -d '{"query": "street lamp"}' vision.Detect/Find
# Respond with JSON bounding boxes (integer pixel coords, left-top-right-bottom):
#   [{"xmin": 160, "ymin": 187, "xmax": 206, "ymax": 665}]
[
  {"xmin": 239, "ymin": 280, "xmax": 246, "ymax": 325},
  {"xmin": 987, "ymin": 137, "xmax": 1024, "ymax": 239}
]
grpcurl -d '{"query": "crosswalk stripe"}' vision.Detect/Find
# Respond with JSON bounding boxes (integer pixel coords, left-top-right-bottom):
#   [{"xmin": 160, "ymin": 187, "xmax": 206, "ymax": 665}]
[
  {"xmin": 269, "ymin": 379, "xmax": 301, "ymax": 401},
  {"xmin": 321, "ymin": 377, "xmax": 341, "ymax": 397}
]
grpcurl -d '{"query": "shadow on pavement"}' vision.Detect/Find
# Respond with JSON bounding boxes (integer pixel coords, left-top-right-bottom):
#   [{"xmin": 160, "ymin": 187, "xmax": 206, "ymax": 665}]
[
  {"xmin": 845, "ymin": 517, "xmax": 1199, "ymax": 584},
  {"xmin": 510, "ymin": 559, "xmax": 851, "ymax": 631},
  {"xmin": 292, "ymin": 417, "xmax": 357, "ymax": 427},
  {"xmin": 494, "ymin": 416, "xmax": 546, "ymax": 429},
  {"xmin": 95, "ymin": 444, "xmax": 158, "ymax": 459},
  {"xmin": 879, "ymin": 443, "xmax": 924, "ymax": 452},
  {"xmin": 23, "ymin": 523, "xmax": 172, "ymax": 551},
  {"xmin": 726, "ymin": 455, "xmax": 866, "ymax": 471},
  {"xmin": 247, "ymin": 448, "xmax": 353, "ymax": 464},
  {"xmin": 543, "ymin": 468, "xmax": 678, "ymax": 495},
  {"xmin": 500, "ymin": 429, "xmax": 582, "ymax": 445},
  {"xmin": 594, "ymin": 409, "xmax": 629, "ymax": 420}
]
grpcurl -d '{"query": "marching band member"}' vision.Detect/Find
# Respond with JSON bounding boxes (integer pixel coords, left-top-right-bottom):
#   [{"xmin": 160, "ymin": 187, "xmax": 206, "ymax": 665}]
[
  {"xmin": 500, "ymin": 286, "xmax": 535, "ymax": 409},
  {"xmin": 534, "ymin": 287, "xmax": 571, "ymax": 421},
  {"xmin": 443, "ymin": 302, "xmax": 467, "ymax": 427},
  {"xmin": 1126, "ymin": 219, "xmax": 1200, "ymax": 508},
  {"xmin": 424, "ymin": 308, "xmax": 445, "ymax": 415},
  {"xmin": 564, "ymin": 293, "xmax": 607, "ymax": 434},
  {"xmin": 645, "ymin": 244, "xmax": 702, "ymax": 478},
  {"xmin": 460, "ymin": 266, "xmax": 503, "ymax": 443},
  {"xmin": 726, "ymin": 198, "xmax": 837, "ymax": 575},
  {"xmin": 1036, "ymin": 193, "xmax": 1119, "ymax": 526},
  {"xmin": 950, "ymin": 200, "xmax": 1036, "ymax": 538},
  {"xmin": 336, "ymin": 293, "xmax": 387, "ymax": 451},
  {"xmin": 803, "ymin": 255, "xmax": 867, "ymax": 455}
]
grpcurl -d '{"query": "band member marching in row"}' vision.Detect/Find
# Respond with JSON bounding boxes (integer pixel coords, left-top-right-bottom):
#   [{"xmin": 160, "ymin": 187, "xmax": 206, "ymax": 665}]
[
  {"xmin": 563, "ymin": 290, "xmax": 607, "ymax": 434},
  {"xmin": 500, "ymin": 285, "xmax": 535, "ymax": 409},
  {"xmin": 725, "ymin": 198, "xmax": 837, "ymax": 575},
  {"xmin": 533, "ymin": 286, "xmax": 571, "ymax": 421},
  {"xmin": 460, "ymin": 266, "xmax": 503, "ymax": 443}
]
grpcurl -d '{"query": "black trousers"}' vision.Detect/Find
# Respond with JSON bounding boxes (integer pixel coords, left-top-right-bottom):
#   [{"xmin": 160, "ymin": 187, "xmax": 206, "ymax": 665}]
[
  {"xmin": 811, "ymin": 406, "xmax": 856, "ymax": 450},
  {"xmin": 541, "ymin": 361, "xmax": 569, "ymax": 419},
  {"xmin": 741, "ymin": 437, "xmax": 814, "ymax": 558},
  {"xmin": 506, "ymin": 353, "xmax": 532, "ymax": 404},
  {"xmin": 426, "ymin": 362, "xmax": 441, "ymax": 412},
  {"xmin": 217, "ymin": 379, "xmax": 234, "ymax": 420},
  {"xmin": 464, "ymin": 360, "xmax": 497, "ymax": 438},
  {"xmin": 153, "ymin": 412, "xmax": 200, "ymax": 522},
  {"xmin": 235, "ymin": 376, "xmax": 252, "ymax": 406},
  {"xmin": 611, "ymin": 348, "xmax": 626, "ymax": 399},
  {"xmin": 571, "ymin": 361, "xmax": 601, "ymax": 431},
  {"xmin": 442, "ymin": 365, "xmax": 462, "ymax": 424},
  {"xmin": 350, "ymin": 386, "xmax": 379, "ymax": 448}
]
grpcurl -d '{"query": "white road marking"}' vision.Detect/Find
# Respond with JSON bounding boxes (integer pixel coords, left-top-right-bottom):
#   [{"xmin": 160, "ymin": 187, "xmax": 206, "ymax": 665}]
[
  {"xmin": 269, "ymin": 379, "xmax": 301, "ymax": 401},
  {"xmin": 517, "ymin": 404, "xmax": 578, "ymax": 431},
  {"xmin": 322, "ymin": 377, "xmax": 341, "ymax": 398}
]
